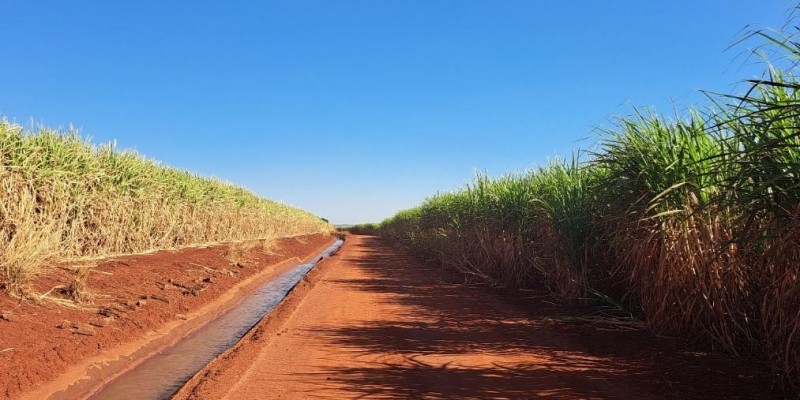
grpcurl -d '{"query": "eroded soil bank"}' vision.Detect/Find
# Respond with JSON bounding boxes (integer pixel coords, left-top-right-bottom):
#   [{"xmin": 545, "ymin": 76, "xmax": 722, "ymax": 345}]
[
  {"xmin": 175, "ymin": 234, "xmax": 785, "ymax": 400},
  {"xmin": 0, "ymin": 233, "xmax": 334, "ymax": 400}
]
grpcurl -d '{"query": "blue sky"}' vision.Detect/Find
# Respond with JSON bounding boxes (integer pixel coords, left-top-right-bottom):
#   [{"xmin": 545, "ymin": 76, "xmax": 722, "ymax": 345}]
[{"xmin": 0, "ymin": 1, "xmax": 794, "ymax": 223}]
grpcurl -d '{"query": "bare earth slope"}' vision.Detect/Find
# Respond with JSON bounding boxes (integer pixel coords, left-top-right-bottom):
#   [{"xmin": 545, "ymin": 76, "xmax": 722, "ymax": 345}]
[
  {"xmin": 175, "ymin": 235, "xmax": 783, "ymax": 400},
  {"xmin": 0, "ymin": 234, "xmax": 333, "ymax": 400}
]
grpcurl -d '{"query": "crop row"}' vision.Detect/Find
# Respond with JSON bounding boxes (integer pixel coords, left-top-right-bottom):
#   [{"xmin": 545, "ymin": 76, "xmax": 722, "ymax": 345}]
[
  {"xmin": 0, "ymin": 122, "xmax": 331, "ymax": 296},
  {"xmin": 356, "ymin": 29, "xmax": 800, "ymax": 389}
]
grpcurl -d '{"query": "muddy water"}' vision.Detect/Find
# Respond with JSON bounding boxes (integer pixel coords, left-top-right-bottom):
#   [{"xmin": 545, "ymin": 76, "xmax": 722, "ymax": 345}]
[{"xmin": 88, "ymin": 239, "xmax": 344, "ymax": 400}]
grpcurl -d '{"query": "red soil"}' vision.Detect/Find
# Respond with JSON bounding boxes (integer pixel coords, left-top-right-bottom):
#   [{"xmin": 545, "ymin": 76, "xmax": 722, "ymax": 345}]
[
  {"xmin": 0, "ymin": 233, "xmax": 334, "ymax": 400},
  {"xmin": 175, "ymin": 235, "xmax": 786, "ymax": 400}
]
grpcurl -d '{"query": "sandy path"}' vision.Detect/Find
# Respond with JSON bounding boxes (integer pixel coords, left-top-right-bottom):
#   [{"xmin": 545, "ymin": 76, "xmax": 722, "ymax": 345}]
[{"xmin": 175, "ymin": 235, "xmax": 782, "ymax": 400}]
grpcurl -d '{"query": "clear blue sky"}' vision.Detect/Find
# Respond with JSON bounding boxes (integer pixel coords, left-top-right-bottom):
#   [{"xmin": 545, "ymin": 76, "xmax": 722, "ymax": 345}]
[{"xmin": 0, "ymin": 1, "xmax": 794, "ymax": 224}]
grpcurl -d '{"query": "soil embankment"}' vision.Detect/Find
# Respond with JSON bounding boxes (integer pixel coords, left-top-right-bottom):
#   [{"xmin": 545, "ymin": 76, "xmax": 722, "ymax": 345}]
[
  {"xmin": 0, "ymin": 233, "xmax": 334, "ymax": 400},
  {"xmin": 175, "ymin": 235, "xmax": 783, "ymax": 399}
]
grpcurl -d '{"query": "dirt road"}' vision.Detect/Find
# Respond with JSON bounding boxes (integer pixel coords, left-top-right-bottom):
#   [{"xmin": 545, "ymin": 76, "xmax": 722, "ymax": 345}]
[{"xmin": 175, "ymin": 235, "xmax": 782, "ymax": 400}]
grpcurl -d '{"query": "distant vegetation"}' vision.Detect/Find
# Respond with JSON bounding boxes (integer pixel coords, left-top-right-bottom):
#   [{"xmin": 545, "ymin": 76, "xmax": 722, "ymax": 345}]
[
  {"xmin": 344, "ymin": 223, "xmax": 378, "ymax": 235},
  {"xmin": 353, "ymin": 27, "xmax": 800, "ymax": 388},
  {"xmin": 0, "ymin": 121, "xmax": 331, "ymax": 297}
]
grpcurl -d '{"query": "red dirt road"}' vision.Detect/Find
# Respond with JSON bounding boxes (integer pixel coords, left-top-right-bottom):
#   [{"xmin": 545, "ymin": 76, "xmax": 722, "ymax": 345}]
[{"xmin": 176, "ymin": 235, "xmax": 783, "ymax": 400}]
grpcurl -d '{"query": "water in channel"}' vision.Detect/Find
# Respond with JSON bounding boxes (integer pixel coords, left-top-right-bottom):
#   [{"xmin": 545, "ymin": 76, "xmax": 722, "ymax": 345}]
[{"xmin": 87, "ymin": 239, "xmax": 344, "ymax": 400}]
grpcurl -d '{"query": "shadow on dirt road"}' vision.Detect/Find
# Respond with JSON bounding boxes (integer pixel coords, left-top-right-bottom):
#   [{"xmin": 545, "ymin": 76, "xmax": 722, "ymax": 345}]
[{"xmin": 302, "ymin": 236, "xmax": 782, "ymax": 400}]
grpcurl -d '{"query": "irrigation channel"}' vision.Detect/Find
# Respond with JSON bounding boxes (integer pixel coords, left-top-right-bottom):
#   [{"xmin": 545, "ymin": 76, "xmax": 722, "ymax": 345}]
[{"xmin": 86, "ymin": 239, "xmax": 344, "ymax": 400}]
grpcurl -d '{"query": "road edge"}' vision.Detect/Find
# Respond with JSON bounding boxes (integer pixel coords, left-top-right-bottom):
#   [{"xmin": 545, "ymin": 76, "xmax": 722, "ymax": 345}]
[
  {"xmin": 17, "ymin": 236, "xmax": 336, "ymax": 400},
  {"xmin": 171, "ymin": 236, "xmax": 346, "ymax": 400}
]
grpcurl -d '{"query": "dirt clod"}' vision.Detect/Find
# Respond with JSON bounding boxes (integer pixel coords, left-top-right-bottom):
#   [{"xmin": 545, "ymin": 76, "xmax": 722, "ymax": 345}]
[
  {"xmin": 103, "ymin": 305, "xmax": 127, "ymax": 316},
  {"xmin": 150, "ymin": 294, "xmax": 170, "ymax": 304},
  {"xmin": 88, "ymin": 317, "xmax": 112, "ymax": 328},
  {"xmin": 70, "ymin": 322, "xmax": 97, "ymax": 336},
  {"xmin": 98, "ymin": 308, "xmax": 115, "ymax": 317},
  {"xmin": 0, "ymin": 313, "xmax": 18, "ymax": 323},
  {"xmin": 72, "ymin": 325, "xmax": 96, "ymax": 336}
]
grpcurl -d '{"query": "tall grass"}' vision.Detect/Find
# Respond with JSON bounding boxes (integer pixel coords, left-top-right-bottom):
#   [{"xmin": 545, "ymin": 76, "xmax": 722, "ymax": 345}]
[
  {"xmin": 0, "ymin": 121, "xmax": 332, "ymax": 296},
  {"xmin": 378, "ymin": 165, "xmax": 593, "ymax": 295},
  {"xmin": 357, "ymin": 27, "xmax": 800, "ymax": 389},
  {"xmin": 714, "ymin": 64, "xmax": 800, "ymax": 384}
]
